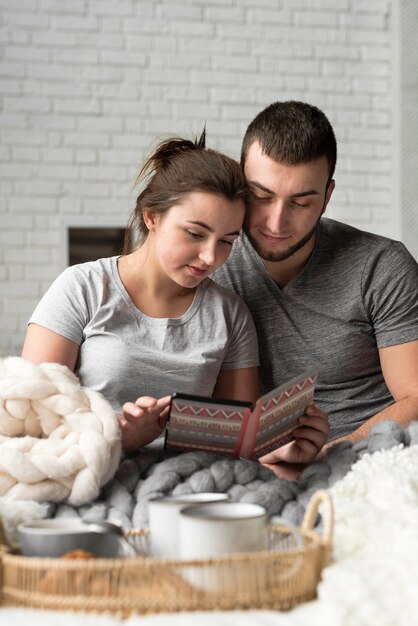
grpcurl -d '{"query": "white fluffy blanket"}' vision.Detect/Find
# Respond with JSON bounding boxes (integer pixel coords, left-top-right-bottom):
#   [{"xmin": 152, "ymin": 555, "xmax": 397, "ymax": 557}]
[
  {"xmin": 0, "ymin": 357, "xmax": 122, "ymax": 506},
  {"xmin": 317, "ymin": 442, "xmax": 418, "ymax": 625}
]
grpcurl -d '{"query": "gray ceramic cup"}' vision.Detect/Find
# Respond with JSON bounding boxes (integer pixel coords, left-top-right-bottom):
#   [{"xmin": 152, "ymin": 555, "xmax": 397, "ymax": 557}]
[{"xmin": 17, "ymin": 519, "xmax": 121, "ymax": 558}]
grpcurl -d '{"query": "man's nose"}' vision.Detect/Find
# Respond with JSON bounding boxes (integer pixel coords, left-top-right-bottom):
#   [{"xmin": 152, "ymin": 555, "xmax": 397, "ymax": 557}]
[{"xmin": 265, "ymin": 199, "xmax": 287, "ymax": 232}]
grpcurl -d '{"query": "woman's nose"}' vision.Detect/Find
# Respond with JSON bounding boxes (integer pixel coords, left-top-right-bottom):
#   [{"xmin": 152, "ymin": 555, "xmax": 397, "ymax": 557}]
[{"xmin": 198, "ymin": 242, "xmax": 216, "ymax": 266}]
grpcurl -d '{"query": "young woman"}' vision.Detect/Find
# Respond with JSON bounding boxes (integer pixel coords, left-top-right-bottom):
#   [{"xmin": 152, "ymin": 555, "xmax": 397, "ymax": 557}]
[{"xmin": 22, "ymin": 131, "xmax": 260, "ymax": 452}]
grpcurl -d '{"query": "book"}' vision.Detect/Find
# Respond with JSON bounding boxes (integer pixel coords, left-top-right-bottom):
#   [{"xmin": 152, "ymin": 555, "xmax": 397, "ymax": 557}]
[{"xmin": 164, "ymin": 367, "xmax": 319, "ymax": 460}]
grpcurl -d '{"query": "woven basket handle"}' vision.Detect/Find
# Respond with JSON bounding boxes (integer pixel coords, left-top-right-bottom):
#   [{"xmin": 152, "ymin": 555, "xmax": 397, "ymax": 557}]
[
  {"xmin": 0, "ymin": 516, "xmax": 8, "ymax": 548},
  {"xmin": 301, "ymin": 489, "xmax": 333, "ymax": 544}
]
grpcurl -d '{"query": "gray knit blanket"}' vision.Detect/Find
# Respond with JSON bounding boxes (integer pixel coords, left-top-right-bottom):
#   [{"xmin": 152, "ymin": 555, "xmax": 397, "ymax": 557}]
[{"xmin": 47, "ymin": 419, "xmax": 418, "ymax": 529}]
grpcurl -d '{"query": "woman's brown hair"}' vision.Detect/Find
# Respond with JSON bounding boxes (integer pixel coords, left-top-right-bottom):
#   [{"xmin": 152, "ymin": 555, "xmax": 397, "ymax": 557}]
[{"xmin": 123, "ymin": 129, "xmax": 248, "ymax": 253}]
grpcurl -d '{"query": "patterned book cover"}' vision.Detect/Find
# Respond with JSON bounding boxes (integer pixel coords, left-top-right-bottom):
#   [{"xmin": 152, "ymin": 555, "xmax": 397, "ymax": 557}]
[
  {"xmin": 164, "ymin": 368, "xmax": 319, "ymax": 459},
  {"xmin": 251, "ymin": 368, "xmax": 319, "ymax": 458},
  {"xmin": 164, "ymin": 394, "xmax": 253, "ymax": 457}
]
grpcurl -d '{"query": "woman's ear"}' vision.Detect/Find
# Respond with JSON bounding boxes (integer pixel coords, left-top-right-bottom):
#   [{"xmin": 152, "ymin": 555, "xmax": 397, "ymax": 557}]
[{"xmin": 143, "ymin": 209, "xmax": 158, "ymax": 232}]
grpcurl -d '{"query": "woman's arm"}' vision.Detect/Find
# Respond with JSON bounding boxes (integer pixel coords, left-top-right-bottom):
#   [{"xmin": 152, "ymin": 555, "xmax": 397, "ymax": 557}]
[
  {"xmin": 22, "ymin": 323, "xmax": 168, "ymax": 453},
  {"xmin": 22, "ymin": 323, "xmax": 79, "ymax": 371},
  {"xmin": 212, "ymin": 366, "xmax": 259, "ymax": 404}
]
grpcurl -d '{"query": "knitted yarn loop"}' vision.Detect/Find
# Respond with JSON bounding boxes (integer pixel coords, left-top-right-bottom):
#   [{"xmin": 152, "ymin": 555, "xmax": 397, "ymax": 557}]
[{"xmin": 0, "ymin": 357, "xmax": 122, "ymax": 506}]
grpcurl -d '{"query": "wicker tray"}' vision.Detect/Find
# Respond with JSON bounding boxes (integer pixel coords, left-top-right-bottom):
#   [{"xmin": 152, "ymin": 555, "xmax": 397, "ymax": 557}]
[{"xmin": 0, "ymin": 489, "xmax": 333, "ymax": 616}]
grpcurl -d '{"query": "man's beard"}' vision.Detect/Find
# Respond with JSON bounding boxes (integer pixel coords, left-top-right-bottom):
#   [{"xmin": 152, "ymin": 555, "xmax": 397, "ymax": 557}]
[{"xmin": 244, "ymin": 209, "xmax": 324, "ymax": 263}]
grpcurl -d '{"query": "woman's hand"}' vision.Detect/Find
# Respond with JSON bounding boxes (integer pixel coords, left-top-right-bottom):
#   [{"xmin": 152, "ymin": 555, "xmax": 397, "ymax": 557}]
[
  {"xmin": 118, "ymin": 395, "xmax": 172, "ymax": 453},
  {"xmin": 258, "ymin": 404, "xmax": 330, "ymax": 480}
]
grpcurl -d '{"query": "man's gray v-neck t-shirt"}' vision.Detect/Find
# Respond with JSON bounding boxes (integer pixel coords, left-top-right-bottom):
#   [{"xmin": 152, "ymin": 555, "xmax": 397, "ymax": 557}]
[{"xmin": 213, "ymin": 218, "xmax": 418, "ymax": 440}]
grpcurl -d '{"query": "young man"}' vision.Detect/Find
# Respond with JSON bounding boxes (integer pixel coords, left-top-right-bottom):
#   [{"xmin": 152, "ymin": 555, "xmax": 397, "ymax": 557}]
[{"xmin": 214, "ymin": 100, "xmax": 418, "ymax": 467}]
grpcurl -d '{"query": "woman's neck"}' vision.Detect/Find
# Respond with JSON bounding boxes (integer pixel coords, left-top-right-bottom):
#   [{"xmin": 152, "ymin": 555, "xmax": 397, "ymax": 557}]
[{"xmin": 117, "ymin": 245, "xmax": 196, "ymax": 318}]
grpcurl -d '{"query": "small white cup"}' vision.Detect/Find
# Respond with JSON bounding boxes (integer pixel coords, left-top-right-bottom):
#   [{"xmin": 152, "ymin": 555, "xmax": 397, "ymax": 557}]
[
  {"xmin": 178, "ymin": 502, "xmax": 268, "ymax": 592},
  {"xmin": 148, "ymin": 493, "xmax": 229, "ymax": 558},
  {"xmin": 179, "ymin": 502, "xmax": 268, "ymax": 560}
]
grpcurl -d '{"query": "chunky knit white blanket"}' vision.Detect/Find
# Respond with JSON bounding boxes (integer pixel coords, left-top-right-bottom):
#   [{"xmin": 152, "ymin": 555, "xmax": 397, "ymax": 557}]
[{"xmin": 0, "ymin": 357, "xmax": 122, "ymax": 506}]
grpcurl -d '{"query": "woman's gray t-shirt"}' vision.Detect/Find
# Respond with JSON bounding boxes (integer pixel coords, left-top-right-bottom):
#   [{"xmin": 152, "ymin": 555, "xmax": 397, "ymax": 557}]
[{"xmin": 29, "ymin": 257, "xmax": 259, "ymax": 412}]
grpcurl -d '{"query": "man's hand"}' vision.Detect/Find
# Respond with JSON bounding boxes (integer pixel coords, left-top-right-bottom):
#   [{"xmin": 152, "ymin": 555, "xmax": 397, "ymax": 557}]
[
  {"xmin": 119, "ymin": 395, "xmax": 171, "ymax": 453},
  {"xmin": 258, "ymin": 404, "xmax": 329, "ymax": 479}
]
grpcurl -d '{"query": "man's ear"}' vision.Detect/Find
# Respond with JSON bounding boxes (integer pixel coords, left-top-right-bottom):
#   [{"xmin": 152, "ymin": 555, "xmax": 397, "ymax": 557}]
[
  {"xmin": 324, "ymin": 179, "xmax": 335, "ymax": 209},
  {"xmin": 143, "ymin": 208, "xmax": 158, "ymax": 232}
]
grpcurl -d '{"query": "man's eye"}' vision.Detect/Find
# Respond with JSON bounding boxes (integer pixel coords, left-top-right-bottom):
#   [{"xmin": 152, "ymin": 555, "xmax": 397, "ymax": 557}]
[
  {"xmin": 292, "ymin": 200, "xmax": 310, "ymax": 208},
  {"xmin": 251, "ymin": 194, "xmax": 271, "ymax": 203}
]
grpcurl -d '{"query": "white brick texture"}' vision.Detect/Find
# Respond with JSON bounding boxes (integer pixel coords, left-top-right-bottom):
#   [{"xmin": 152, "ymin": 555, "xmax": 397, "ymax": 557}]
[{"xmin": 0, "ymin": 0, "xmax": 405, "ymax": 355}]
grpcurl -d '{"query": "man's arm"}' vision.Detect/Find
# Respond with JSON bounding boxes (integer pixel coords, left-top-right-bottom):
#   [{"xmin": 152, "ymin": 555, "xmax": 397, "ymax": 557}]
[
  {"xmin": 325, "ymin": 339, "xmax": 418, "ymax": 449},
  {"xmin": 259, "ymin": 403, "xmax": 330, "ymax": 479}
]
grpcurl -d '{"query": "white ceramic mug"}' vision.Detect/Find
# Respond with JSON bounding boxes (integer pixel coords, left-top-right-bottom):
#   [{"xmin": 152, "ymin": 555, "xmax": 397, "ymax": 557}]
[
  {"xmin": 178, "ymin": 502, "xmax": 268, "ymax": 592},
  {"xmin": 179, "ymin": 501, "xmax": 268, "ymax": 560},
  {"xmin": 148, "ymin": 492, "xmax": 229, "ymax": 558}
]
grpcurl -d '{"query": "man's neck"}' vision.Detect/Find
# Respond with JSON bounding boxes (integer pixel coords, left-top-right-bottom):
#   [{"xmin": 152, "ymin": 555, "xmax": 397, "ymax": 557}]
[{"xmin": 262, "ymin": 235, "xmax": 317, "ymax": 289}]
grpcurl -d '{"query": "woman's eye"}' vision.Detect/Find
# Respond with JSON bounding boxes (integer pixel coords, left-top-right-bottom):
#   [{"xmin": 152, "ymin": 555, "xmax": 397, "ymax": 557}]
[
  {"xmin": 187, "ymin": 230, "xmax": 203, "ymax": 239},
  {"xmin": 220, "ymin": 239, "xmax": 234, "ymax": 246}
]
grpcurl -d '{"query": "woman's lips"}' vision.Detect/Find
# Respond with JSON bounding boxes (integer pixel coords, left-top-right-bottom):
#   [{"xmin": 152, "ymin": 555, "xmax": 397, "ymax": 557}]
[{"xmin": 187, "ymin": 265, "xmax": 207, "ymax": 277}]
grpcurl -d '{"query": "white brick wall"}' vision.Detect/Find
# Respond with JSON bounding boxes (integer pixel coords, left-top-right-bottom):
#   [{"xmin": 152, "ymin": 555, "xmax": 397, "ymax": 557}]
[{"xmin": 0, "ymin": 0, "xmax": 404, "ymax": 355}]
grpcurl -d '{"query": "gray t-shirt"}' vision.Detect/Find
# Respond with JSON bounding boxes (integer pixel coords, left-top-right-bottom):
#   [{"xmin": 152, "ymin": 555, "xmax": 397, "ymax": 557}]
[
  {"xmin": 213, "ymin": 218, "xmax": 418, "ymax": 440},
  {"xmin": 29, "ymin": 257, "xmax": 259, "ymax": 412}
]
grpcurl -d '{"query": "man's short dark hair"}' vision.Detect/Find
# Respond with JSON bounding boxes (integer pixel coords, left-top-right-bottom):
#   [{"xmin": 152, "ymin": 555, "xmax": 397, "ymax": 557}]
[{"xmin": 241, "ymin": 101, "xmax": 337, "ymax": 183}]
